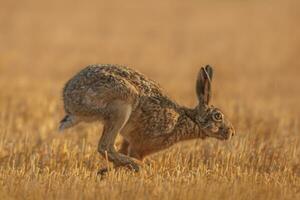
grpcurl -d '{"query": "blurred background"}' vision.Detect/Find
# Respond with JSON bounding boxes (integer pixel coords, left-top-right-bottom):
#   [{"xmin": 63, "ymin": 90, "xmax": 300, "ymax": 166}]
[{"xmin": 0, "ymin": 0, "xmax": 300, "ymax": 199}]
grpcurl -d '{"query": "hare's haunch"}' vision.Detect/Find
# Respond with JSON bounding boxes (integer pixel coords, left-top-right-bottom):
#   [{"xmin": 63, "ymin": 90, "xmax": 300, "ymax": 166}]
[{"xmin": 60, "ymin": 64, "xmax": 235, "ymax": 173}]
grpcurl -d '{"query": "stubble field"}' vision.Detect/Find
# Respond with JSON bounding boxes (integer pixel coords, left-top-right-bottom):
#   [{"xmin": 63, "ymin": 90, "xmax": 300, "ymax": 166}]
[{"xmin": 0, "ymin": 0, "xmax": 300, "ymax": 199}]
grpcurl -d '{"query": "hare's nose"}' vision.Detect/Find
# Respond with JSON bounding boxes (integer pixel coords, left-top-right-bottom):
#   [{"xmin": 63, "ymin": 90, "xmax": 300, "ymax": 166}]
[
  {"xmin": 229, "ymin": 128, "xmax": 235, "ymax": 137},
  {"xmin": 225, "ymin": 127, "xmax": 234, "ymax": 138}
]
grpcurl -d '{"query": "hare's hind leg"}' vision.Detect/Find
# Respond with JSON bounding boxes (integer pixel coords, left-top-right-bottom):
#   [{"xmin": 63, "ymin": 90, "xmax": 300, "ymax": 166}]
[
  {"xmin": 97, "ymin": 100, "xmax": 139, "ymax": 173},
  {"xmin": 98, "ymin": 139, "xmax": 132, "ymax": 176}
]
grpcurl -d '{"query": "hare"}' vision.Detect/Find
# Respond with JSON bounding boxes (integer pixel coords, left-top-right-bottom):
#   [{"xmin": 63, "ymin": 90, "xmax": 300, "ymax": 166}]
[{"xmin": 59, "ymin": 64, "xmax": 235, "ymax": 174}]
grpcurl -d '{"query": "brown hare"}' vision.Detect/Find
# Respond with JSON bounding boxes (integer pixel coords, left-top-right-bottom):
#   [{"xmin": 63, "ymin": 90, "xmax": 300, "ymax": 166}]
[{"xmin": 59, "ymin": 64, "xmax": 235, "ymax": 174}]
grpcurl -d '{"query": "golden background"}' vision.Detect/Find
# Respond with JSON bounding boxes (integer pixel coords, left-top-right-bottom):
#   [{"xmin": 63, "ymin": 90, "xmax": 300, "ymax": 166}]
[{"xmin": 0, "ymin": 0, "xmax": 299, "ymax": 199}]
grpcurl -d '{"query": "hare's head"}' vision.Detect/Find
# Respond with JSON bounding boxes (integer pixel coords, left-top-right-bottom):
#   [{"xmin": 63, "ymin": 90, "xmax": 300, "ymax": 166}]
[{"xmin": 195, "ymin": 65, "xmax": 235, "ymax": 140}]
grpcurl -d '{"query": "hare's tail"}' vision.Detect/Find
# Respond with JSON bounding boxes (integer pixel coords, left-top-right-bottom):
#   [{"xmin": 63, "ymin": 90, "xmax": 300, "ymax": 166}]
[{"xmin": 59, "ymin": 115, "xmax": 80, "ymax": 132}]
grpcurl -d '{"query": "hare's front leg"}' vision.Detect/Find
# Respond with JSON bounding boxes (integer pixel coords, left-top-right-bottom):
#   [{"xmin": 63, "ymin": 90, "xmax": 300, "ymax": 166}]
[
  {"xmin": 97, "ymin": 101, "xmax": 139, "ymax": 174},
  {"xmin": 118, "ymin": 139, "xmax": 144, "ymax": 160},
  {"xmin": 118, "ymin": 139, "xmax": 130, "ymax": 155}
]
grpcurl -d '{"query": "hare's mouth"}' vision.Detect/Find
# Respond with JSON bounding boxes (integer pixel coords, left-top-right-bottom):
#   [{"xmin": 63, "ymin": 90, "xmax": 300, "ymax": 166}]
[{"xmin": 222, "ymin": 134, "xmax": 231, "ymax": 140}]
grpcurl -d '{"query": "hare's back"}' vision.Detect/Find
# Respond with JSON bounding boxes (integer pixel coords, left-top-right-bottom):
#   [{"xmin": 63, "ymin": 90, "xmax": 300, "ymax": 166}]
[
  {"xmin": 96, "ymin": 64, "xmax": 164, "ymax": 96},
  {"xmin": 62, "ymin": 64, "xmax": 163, "ymax": 116}
]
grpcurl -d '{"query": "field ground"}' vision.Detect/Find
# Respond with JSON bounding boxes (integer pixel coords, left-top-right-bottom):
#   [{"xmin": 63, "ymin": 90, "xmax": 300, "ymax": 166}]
[{"xmin": 0, "ymin": 0, "xmax": 300, "ymax": 199}]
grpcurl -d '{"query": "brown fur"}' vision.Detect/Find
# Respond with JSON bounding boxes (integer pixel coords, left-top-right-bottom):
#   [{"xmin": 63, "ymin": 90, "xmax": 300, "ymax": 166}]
[{"xmin": 60, "ymin": 64, "xmax": 235, "ymax": 173}]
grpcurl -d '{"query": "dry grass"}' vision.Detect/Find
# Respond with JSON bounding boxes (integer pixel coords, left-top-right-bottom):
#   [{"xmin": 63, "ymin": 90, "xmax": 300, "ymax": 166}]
[{"xmin": 0, "ymin": 0, "xmax": 300, "ymax": 199}]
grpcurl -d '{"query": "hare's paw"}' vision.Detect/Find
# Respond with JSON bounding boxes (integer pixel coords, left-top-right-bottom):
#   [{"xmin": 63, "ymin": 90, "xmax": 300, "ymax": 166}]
[{"xmin": 97, "ymin": 167, "xmax": 109, "ymax": 176}]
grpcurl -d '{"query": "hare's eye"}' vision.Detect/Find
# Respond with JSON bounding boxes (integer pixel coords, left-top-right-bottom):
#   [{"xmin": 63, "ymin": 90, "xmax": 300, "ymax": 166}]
[{"xmin": 212, "ymin": 112, "xmax": 223, "ymax": 122}]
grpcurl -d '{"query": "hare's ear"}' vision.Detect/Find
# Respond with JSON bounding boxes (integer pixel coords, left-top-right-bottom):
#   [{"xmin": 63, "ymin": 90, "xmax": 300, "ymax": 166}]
[{"xmin": 196, "ymin": 65, "xmax": 213, "ymax": 106}]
